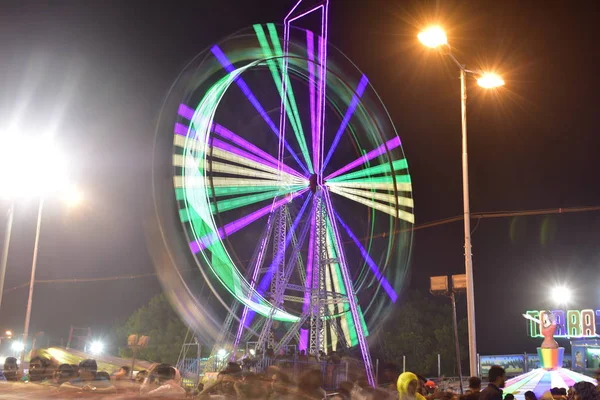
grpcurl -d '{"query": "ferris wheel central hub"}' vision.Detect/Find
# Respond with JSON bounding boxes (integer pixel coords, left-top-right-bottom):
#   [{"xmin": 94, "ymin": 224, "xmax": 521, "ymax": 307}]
[{"xmin": 309, "ymin": 173, "xmax": 323, "ymax": 193}]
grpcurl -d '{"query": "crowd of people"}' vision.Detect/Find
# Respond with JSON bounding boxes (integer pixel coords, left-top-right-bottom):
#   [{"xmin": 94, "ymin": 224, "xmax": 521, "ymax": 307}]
[
  {"xmin": 0, "ymin": 353, "xmax": 598, "ymax": 399},
  {"xmin": 195, "ymin": 364, "xmax": 600, "ymax": 400},
  {"xmin": 0, "ymin": 353, "xmax": 186, "ymax": 398}
]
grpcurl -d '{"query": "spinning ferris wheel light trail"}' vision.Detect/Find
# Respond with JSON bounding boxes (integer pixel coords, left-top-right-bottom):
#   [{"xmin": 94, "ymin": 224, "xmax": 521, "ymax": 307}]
[
  {"xmin": 334, "ymin": 211, "xmax": 397, "ymax": 303},
  {"xmin": 322, "ymin": 74, "xmax": 369, "ymax": 172},
  {"xmin": 210, "ymin": 45, "xmax": 310, "ymax": 176},
  {"xmin": 153, "ymin": 0, "xmax": 415, "ymax": 387}
]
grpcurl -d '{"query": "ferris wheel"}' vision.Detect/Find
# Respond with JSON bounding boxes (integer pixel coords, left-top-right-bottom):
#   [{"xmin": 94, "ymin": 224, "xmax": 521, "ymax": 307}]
[{"xmin": 153, "ymin": 0, "xmax": 414, "ymax": 385}]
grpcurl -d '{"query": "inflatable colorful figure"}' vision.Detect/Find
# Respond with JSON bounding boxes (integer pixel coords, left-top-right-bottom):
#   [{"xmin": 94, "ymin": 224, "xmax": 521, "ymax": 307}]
[
  {"xmin": 503, "ymin": 313, "xmax": 598, "ymax": 400},
  {"xmin": 524, "ymin": 311, "xmax": 563, "ymax": 369},
  {"xmin": 540, "ymin": 312, "xmax": 559, "ymax": 349}
]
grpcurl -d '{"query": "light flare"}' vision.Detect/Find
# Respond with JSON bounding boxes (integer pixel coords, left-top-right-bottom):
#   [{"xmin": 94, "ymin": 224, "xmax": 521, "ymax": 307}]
[
  {"xmin": 477, "ymin": 72, "xmax": 505, "ymax": 89},
  {"xmin": 418, "ymin": 26, "xmax": 448, "ymax": 48}
]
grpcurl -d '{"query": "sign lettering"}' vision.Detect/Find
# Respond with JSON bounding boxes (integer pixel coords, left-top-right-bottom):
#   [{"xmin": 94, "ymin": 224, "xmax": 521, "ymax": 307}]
[{"xmin": 526, "ymin": 309, "xmax": 599, "ymax": 338}]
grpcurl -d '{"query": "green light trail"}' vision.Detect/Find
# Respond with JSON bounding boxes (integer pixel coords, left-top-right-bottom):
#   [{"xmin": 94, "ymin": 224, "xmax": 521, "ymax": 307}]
[
  {"xmin": 177, "ymin": 185, "xmax": 302, "ymax": 199},
  {"xmin": 328, "ymin": 186, "xmax": 415, "ymax": 223},
  {"xmin": 327, "ymin": 179, "xmax": 412, "ymax": 192},
  {"xmin": 210, "ymin": 187, "xmax": 298, "ymax": 213},
  {"xmin": 176, "ymin": 62, "xmax": 299, "ymax": 323},
  {"xmin": 173, "ymin": 138, "xmax": 307, "ymax": 186},
  {"xmin": 326, "ymin": 219, "xmax": 358, "ymax": 346},
  {"xmin": 328, "ymin": 159, "xmax": 408, "ymax": 182},
  {"xmin": 328, "ymin": 186, "xmax": 413, "ymax": 208},
  {"xmin": 254, "ymin": 24, "xmax": 313, "ymax": 173}
]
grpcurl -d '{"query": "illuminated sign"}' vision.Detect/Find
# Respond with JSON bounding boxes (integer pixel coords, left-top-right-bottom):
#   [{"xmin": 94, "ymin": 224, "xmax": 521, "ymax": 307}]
[{"xmin": 526, "ymin": 309, "xmax": 600, "ymax": 338}]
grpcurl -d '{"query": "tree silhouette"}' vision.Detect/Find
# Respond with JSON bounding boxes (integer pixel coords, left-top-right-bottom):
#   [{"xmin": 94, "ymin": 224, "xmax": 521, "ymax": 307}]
[
  {"xmin": 374, "ymin": 291, "xmax": 468, "ymax": 376},
  {"xmin": 113, "ymin": 294, "xmax": 188, "ymax": 365}
]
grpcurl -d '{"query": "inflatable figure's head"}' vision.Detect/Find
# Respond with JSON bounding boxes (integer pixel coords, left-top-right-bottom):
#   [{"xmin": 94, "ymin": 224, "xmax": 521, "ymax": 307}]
[{"xmin": 542, "ymin": 311, "xmax": 555, "ymax": 328}]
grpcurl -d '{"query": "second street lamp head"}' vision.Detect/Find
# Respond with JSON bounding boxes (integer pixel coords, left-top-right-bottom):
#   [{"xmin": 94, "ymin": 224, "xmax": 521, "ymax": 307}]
[
  {"xmin": 476, "ymin": 72, "xmax": 505, "ymax": 89},
  {"xmin": 418, "ymin": 26, "xmax": 448, "ymax": 48}
]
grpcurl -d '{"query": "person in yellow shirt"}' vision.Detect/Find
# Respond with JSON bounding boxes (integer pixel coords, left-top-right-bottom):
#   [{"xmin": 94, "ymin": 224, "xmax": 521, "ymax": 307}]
[{"xmin": 398, "ymin": 372, "xmax": 428, "ymax": 400}]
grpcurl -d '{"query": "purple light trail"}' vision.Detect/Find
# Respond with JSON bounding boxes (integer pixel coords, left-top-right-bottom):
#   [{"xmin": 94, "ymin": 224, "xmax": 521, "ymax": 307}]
[
  {"xmin": 189, "ymin": 188, "xmax": 308, "ymax": 253},
  {"xmin": 257, "ymin": 194, "xmax": 312, "ymax": 294},
  {"xmin": 178, "ymin": 104, "xmax": 195, "ymax": 120},
  {"xmin": 325, "ymin": 136, "xmax": 402, "ymax": 181},
  {"xmin": 176, "ymin": 128, "xmax": 293, "ymax": 179},
  {"xmin": 303, "ymin": 201, "xmax": 317, "ymax": 313},
  {"xmin": 174, "ymin": 120, "xmax": 305, "ymax": 180},
  {"xmin": 213, "ymin": 124, "xmax": 305, "ymax": 179},
  {"xmin": 333, "ymin": 211, "xmax": 398, "ymax": 302},
  {"xmin": 284, "ymin": 0, "xmax": 303, "ymax": 21},
  {"xmin": 282, "ymin": 0, "xmax": 303, "ymax": 173},
  {"xmin": 307, "ymin": 30, "xmax": 317, "ymax": 173},
  {"xmin": 174, "ymin": 122, "xmax": 191, "ymax": 136},
  {"xmin": 283, "ymin": 2, "xmax": 330, "ymax": 352},
  {"xmin": 316, "ymin": 1, "xmax": 329, "ymax": 181},
  {"xmin": 299, "ymin": 329, "xmax": 309, "ymax": 351},
  {"xmin": 234, "ymin": 213, "xmax": 276, "ymax": 346},
  {"xmin": 211, "ymin": 137, "xmax": 282, "ymax": 176},
  {"xmin": 287, "ymin": 5, "xmax": 324, "ymax": 25},
  {"xmin": 210, "ymin": 45, "xmax": 309, "ymax": 176},
  {"xmin": 315, "ymin": 31, "xmax": 324, "ymax": 180},
  {"xmin": 321, "ymin": 74, "xmax": 369, "ymax": 173},
  {"xmin": 285, "ymin": 1, "xmax": 329, "ymax": 181},
  {"xmin": 233, "ymin": 306, "xmax": 251, "ymax": 349},
  {"xmin": 244, "ymin": 193, "xmax": 312, "ymax": 329},
  {"xmin": 243, "ymin": 309, "xmax": 255, "ymax": 329}
]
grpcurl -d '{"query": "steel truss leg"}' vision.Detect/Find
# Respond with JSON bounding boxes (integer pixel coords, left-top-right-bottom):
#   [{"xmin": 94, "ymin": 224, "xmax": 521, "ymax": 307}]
[{"xmin": 323, "ymin": 190, "xmax": 375, "ymax": 385}]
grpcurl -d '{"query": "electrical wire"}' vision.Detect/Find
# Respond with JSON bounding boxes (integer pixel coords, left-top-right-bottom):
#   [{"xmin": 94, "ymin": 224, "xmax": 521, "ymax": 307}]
[
  {"xmin": 3, "ymin": 205, "xmax": 599, "ymax": 293},
  {"xmin": 3, "ymin": 272, "xmax": 158, "ymax": 294},
  {"xmin": 361, "ymin": 205, "xmax": 600, "ymax": 242}
]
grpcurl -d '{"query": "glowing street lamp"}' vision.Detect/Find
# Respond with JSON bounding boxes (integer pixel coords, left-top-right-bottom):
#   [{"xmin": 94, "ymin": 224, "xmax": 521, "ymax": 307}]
[
  {"xmin": 552, "ymin": 286, "xmax": 572, "ymax": 306},
  {"xmin": 477, "ymin": 73, "xmax": 505, "ymax": 89},
  {"xmin": 0, "ymin": 136, "xmax": 69, "ymax": 199},
  {"xmin": 0, "ymin": 136, "xmax": 82, "ymax": 366},
  {"xmin": 418, "ymin": 25, "xmax": 505, "ymax": 377},
  {"xmin": 11, "ymin": 341, "xmax": 25, "ymax": 352},
  {"xmin": 5, "ymin": 330, "xmax": 12, "ymax": 337},
  {"xmin": 89, "ymin": 341, "xmax": 104, "ymax": 355},
  {"xmin": 417, "ymin": 26, "xmax": 448, "ymax": 48}
]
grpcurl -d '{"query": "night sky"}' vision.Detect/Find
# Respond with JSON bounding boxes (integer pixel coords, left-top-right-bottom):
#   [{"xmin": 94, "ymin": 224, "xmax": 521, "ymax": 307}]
[{"xmin": 1, "ymin": 0, "xmax": 599, "ymax": 357}]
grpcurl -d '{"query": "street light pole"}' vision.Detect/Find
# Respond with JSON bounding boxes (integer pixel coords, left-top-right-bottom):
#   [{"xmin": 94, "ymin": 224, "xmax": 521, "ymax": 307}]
[
  {"xmin": 459, "ymin": 66, "xmax": 478, "ymax": 378},
  {"xmin": 20, "ymin": 198, "xmax": 44, "ymax": 366},
  {"xmin": 0, "ymin": 203, "xmax": 15, "ymax": 311},
  {"xmin": 419, "ymin": 27, "xmax": 504, "ymax": 377}
]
